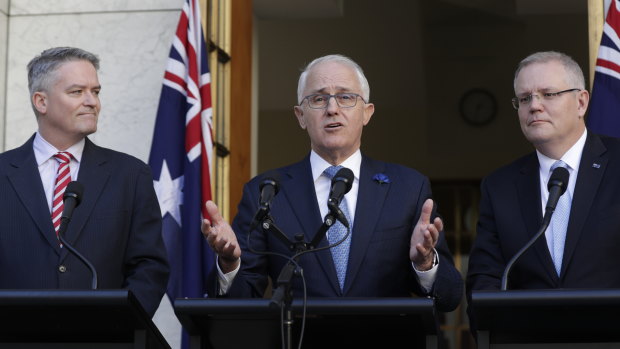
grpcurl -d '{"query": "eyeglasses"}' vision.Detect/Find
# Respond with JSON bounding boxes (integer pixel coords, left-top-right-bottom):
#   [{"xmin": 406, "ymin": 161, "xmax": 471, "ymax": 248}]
[
  {"xmin": 511, "ymin": 88, "xmax": 581, "ymax": 110},
  {"xmin": 301, "ymin": 93, "xmax": 366, "ymax": 109}
]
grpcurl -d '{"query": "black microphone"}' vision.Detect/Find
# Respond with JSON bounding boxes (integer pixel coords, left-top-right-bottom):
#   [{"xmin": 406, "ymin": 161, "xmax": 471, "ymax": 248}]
[
  {"xmin": 57, "ymin": 181, "xmax": 98, "ymax": 290},
  {"xmin": 250, "ymin": 175, "xmax": 280, "ymax": 230},
  {"xmin": 500, "ymin": 166, "xmax": 570, "ymax": 290},
  {"xmin": 327, "ymin": 167, "xmax": 354, "ymax": 228}
]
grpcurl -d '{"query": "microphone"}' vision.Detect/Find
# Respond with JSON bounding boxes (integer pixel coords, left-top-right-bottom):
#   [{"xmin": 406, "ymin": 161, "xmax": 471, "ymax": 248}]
[
  {"xmin": 546, "ymin": 166, "xmax": 569, "ymax": 212},
  {"xmin": 250, "ymin": 174, "xmax": 280, "ymax": 230},
  {"xmin": 327, "ymin": 167, "xmax": 354, "ymax": 228},
  {"xmin": 57, "ymin": 181, "xmax": 98, "ymax": 290},
  {"xmin": 500, "ymin": 166, "xmax": 570, "ymax": 290}
]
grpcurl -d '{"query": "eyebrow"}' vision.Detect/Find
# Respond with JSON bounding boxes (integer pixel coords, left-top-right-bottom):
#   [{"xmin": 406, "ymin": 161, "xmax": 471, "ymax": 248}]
[{"xmin": 66, "ymin": 84, "xmax": 102, "ymax": 90}]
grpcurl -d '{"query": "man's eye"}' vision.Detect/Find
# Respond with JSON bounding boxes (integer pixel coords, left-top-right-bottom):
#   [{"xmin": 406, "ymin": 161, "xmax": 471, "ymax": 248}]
[
  {"xmin": 312, "ymin": 95, "xmax": 326, "ymax": 102},
  {"xmin": 542, "ymin": 92, "xmax": 554, "ymax": 98},
  {"xmin": 338, "ymin": 94, "xmax": 353, "ymax": 100},
  {"xmin": 519, "ymin": 96, "xmax": 530, "ymax": 103}
]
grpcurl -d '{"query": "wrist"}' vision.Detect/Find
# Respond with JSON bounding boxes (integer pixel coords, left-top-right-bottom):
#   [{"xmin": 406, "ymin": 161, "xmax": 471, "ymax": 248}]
[
  {"xmin": 218, "ymin": 257, "xmax": 240, "ymax": 274},
  {"xmin": 414, "ymin": 250, "xmax": 438, "ymax": 272}
]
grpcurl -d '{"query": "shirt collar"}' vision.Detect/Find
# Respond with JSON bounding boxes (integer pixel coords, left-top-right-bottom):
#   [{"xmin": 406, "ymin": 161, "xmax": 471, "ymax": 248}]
[
  {"xmin": 33, "ymin": 132, "xmax": 85, "ymax": 165},
  {"xmin": 310, "ymin": 149, "xmax": 361, "ymax": 182},
  {"xmin": 537, "ymin": 128, "xmax": 587, "ymax": 176}
]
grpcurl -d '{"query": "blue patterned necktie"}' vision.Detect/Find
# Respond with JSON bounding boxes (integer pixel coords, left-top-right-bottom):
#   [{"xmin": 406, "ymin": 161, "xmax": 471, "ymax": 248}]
[
  {"xmin": 324, "ymin": 165, "xmax": 352, "ymax": 290},
  {"xmin": 548, "ymin": 160, "xmax": 571, "ymax": 276}
]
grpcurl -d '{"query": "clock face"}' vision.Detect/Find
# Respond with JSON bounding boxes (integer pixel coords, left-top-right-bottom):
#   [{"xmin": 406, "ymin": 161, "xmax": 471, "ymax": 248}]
[{"xmin": 459, "ymin": 88, "xmax": 497, "ymax": 126}]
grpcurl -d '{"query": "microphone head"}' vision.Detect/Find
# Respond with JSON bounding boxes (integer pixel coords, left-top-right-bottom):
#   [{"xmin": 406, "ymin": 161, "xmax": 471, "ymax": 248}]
[
  {"xmin": 259, "ymin": 172, "xmax": 280, "ymax": 195},
  {"xmin": 64, "ymin": 181, "xmax": 85, "ymax": 206},
  {"xmin": 547, "ymin": 166, "xmax": 569, "ymax": 195},
  {"xmin": 333, "ymin": 167, "xmax": 354, "ymax": 194}
]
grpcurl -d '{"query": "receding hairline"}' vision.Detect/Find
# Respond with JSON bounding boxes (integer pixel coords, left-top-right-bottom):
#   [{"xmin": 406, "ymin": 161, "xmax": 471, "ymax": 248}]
[{"xmin": 297, "ymin": 54, "xmax": 370, "ymax": 104}]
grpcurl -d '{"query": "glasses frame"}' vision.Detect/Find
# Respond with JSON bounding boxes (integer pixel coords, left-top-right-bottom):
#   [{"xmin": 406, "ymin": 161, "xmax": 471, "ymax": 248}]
[
  {"xmin": 301, "ymin": 93, "xmax": 366, "ymax": 109},
  {"xmin": 511, "ymin": 88, "xmax": 581, "ymax": 110}
]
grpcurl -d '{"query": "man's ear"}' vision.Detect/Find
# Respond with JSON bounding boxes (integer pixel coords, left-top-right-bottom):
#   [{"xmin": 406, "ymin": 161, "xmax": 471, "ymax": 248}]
[
  {"xmin": 294, "ymin": 105, "xmax": 307, "ymax": 129},
  {"xmin": 32, "ymin": 92, "xmax": 47, "ymax": 115}
]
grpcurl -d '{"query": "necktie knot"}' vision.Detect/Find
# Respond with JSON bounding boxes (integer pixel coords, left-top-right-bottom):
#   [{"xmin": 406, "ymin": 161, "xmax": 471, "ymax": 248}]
[
  {"xmin": 323, "ymin": 165, "xmax": 343, "ymax": 179},
  {"xmin": 53, "ymin": 151, "xmax": 72, "ymax": 164},
  {"xmin": 550, "ymin": 160, "xmax": 568, "ymax": 172}
]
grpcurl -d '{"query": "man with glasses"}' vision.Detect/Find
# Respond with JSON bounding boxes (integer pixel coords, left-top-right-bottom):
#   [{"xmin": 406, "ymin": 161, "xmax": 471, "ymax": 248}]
[
  {"xmin": 201, "ymin": 54, "xmax": 463, "ymax": 312},
  {"xmin": 466, "ymin": 51, "xmax": 620, "ymax": 329}
]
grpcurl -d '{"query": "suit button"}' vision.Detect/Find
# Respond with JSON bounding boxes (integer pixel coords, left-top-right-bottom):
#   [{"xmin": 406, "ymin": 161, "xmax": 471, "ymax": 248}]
[{"xmin": 58, "ymin": 265, "xmax": 67, "ymax": 273}]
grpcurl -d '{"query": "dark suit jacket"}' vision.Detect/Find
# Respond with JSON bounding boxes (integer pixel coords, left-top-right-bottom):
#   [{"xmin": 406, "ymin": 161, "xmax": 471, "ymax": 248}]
[
  {"xmin": 466, "ymin": 132, "xmax": 620, "ymax": 325},
  {"xmin": 0, "ymin": 135, "xmax": 169, "ymax": 317},
  {"xmin": 225, "ymin": 154, "xmax": 463, "ymax": 312}
]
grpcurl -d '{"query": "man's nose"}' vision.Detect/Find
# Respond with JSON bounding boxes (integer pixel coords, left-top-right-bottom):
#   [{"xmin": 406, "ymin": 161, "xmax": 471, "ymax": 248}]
[{"xmin": 325, "ymin": 95, "xmax": 339, "ymax": 114}]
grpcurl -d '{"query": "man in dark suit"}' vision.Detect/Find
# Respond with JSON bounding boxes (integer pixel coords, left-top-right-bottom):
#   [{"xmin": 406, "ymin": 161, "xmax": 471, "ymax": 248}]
[
  {"xmin": 466, "ymin": 51, "xmax": 620, "ymax": 328},
  {"xmin": 0, "ymin": 47, "xmax": 169, "ymax": 317},
  {"xmin": 202, "ymin": 54, "xmax": 463, "ymax": 312}
]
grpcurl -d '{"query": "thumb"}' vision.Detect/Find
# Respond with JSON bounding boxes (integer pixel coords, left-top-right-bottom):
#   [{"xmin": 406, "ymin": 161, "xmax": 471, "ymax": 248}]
[
  {"xmin": 419, "ymin": 198, "xmax": 434, "ymax": 225},
  {"xmin": 205, "ymin": 200, "xmax": 223, "ymax": 224}
]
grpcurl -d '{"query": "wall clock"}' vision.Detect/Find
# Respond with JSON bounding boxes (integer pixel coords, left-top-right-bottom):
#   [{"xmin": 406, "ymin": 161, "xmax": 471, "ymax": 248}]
[{"xmin": 459, "ymin": 88, "xmax": 497, "ymax": 127}]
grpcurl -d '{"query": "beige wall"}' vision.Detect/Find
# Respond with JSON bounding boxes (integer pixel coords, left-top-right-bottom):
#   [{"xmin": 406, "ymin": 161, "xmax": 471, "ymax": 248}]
[{"xmin": 256, "ymin": 0, "xmax": 589, "ymax": 180}]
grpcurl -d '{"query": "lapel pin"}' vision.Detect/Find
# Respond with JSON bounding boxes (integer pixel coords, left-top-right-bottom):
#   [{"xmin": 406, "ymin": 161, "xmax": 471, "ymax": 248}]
[{"xmin": 592, "ymin": 163, "xmax": 601, "ymax": 169}]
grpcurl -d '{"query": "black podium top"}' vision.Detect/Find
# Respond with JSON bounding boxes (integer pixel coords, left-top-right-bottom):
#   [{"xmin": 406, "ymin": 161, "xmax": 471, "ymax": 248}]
[
  {"xmin": 175, "ymin": 297, "xmax": 438, "ymax": 349},
  {"xmin": 0, "ymin": 289, "xmax": 170, "ymax": 348},
  {"xmin": 472, "ymin": 289, "xmax": 620, "ymax": 344}
]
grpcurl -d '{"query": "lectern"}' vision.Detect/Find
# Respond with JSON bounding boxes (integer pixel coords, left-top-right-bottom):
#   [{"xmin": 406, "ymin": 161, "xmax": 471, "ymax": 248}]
[
  {"xmin": 472, "ymin": 289, "xmax": 620, "ymax": 349},
  {"xmin": 175, "ymin": 297, "xmax": 439, "ymax": 349},
  {"xmin": 0, "ymin": 289, "xmax": 170, "ymax": 349}
]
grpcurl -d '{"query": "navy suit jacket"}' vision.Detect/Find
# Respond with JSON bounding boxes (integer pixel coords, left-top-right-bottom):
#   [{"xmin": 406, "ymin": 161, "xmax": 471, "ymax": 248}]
[
  {"xmin": 225, "ymin": 154, "xmax": 463, "ymax": 312},
  {"xmin": 467, "ymin": 132, "xmax": 620, "ymax": 324},
  {"xmin": 0, "ymin": 135, "xmax": 169, "ymax": 317}
]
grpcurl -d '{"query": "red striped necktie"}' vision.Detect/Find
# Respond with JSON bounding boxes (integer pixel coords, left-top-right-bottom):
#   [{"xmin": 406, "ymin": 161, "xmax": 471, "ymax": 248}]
[{"xmin": 51, "ymin": 152, "xmax": 73, "ymax": 238}]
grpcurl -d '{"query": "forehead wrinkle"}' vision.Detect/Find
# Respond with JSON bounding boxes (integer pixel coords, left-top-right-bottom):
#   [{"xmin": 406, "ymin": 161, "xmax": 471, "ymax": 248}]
[{"xmin": 311, "ymin": 86, "xmax": 354, "ymax": 95}]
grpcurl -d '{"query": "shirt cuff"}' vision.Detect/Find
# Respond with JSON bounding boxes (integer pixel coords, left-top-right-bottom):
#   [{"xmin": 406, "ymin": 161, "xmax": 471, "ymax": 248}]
[
  {"xmin": 412, "ymin": 248, "xmax": 439, "ymax": 293},
  {"xmin": 216, "ymin": 256, "xmax": 240, "ymax": 295}
]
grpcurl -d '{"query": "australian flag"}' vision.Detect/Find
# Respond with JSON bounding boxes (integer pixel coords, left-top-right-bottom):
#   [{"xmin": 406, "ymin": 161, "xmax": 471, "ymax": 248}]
[
  {"xmin": 148, "ymin": 0, "xmax": 215, "ymax": 347},
  {"xmin": 587, "ymin": 0, "xmax": 620, "ymax": 137}
]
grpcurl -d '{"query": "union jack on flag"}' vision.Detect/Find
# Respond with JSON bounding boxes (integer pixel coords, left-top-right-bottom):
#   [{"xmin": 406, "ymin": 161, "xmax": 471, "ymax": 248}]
[
  {"xmin": 587, "ymin": 0, "xmax": 620, "ymax": 137},
  {"xmin": 148, "ymin": 0, "xmax": 215, "ymax": 347}
]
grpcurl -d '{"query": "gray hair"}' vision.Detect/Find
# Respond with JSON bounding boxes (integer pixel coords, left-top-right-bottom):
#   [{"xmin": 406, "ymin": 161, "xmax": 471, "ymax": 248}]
[
  {"xmin": 27, "ymin": 47, "xmax": 100, "ymax": 116},
  {"xmin": 513, "ymin": 51, "xmax": 585, "ymax": 91},
  {"xmin": 297, "ymin": 54, "xmax": 370, "ymax": 104}
]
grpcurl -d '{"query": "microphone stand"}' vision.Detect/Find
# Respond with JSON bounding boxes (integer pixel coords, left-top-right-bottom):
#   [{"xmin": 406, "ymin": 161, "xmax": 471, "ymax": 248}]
[
  {"xmin": 501, "ymin": 210, "xmax": 554, "ymax": 291},
  {"xmin": 259, "ymin": 213, "xmax": 337, "ymax": 349},
  {"xmin": 57, "ymin": 217, "xmax": 98, "ymax": 289}
]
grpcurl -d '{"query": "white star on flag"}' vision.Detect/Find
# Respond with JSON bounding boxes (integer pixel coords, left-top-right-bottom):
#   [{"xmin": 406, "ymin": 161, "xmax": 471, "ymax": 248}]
[{"xmin": 153, "ymin": 160, "xmax": 184, "ymax": 226}]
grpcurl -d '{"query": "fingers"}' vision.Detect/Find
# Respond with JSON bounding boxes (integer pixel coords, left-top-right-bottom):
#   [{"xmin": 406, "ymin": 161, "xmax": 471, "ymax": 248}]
[{"xmin": 419, "ymin": 216, "xmax": 441, "ymax": 250}]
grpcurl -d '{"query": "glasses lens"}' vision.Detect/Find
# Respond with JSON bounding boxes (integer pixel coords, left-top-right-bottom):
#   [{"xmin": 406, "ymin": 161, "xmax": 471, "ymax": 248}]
[
  {"xmin": 335, "ymin": 93, "xmax": 358, "ymax": 107},
  {"xmin": 308, "ymin": 94, "xmax": 328, "ymax": 108}
]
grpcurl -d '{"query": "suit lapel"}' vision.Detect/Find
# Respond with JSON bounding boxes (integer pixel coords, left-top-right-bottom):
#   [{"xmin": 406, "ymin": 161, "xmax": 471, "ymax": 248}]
[
  {"xmin": 280, "ymin": 156, "xmax": 341, "ymax": 293},
  {"xmin": 7, "ymin": 136, "xmax": 61, "ymax": 254},
  {"xmin": 342, "ymin": 157, "xmax": 389, "ymax": 294},
  {"xmin": 561, "ymin": 133, "xmax": 606, "ymax": 276},
  {"xmin": 60, "ymin": 138, "xmax": 111, "ymax": 262},
  {"xmin": 516, "ymin": 154, "xmax": 558, "ymax": 281}
]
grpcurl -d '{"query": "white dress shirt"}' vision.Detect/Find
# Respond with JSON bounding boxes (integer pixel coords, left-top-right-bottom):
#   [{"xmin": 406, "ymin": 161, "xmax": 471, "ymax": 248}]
[{"xmin": 537, "ymin": 129, "xmax": 586, "ymax": 252}]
